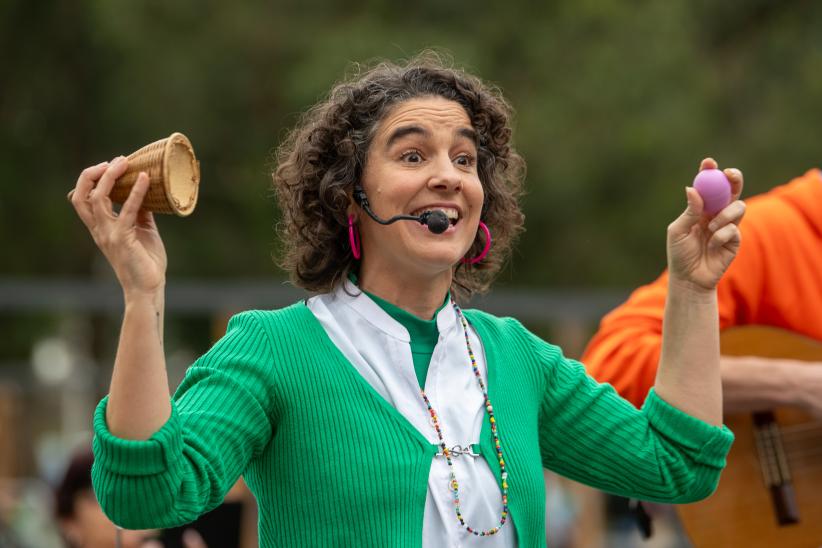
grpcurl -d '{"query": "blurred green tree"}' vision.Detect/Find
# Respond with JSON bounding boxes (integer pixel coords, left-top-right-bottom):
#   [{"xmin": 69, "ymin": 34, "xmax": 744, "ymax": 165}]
[{"xmin": 2, "ymin": 0, "xmax": 821, "ymax": 287}]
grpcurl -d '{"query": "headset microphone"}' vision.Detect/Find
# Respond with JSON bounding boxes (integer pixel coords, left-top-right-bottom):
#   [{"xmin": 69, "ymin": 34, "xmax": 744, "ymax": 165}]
[
  {"xmin": 419, "ymin": 210, "xmax": 450, "ymax": 234},
  {"xmin": 353, "ymin": 187, "xmax": 451, "ymax": 234}
]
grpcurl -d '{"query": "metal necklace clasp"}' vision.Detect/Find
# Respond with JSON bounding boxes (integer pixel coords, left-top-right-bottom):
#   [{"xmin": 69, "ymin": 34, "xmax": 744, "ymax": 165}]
[{"xmin": 435, "ymin": 444, "xmax": 480, "ymax": 458}]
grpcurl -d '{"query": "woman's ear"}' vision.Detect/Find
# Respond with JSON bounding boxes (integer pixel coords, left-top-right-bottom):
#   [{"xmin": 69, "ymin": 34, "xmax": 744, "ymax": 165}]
[{"xmin": 348, "ymin": 185, "xmax": 367, "ymax": 218}]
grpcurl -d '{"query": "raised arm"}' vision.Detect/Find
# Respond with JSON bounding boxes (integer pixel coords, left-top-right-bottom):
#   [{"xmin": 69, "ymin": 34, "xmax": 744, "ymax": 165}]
[
  {"xmin": 583, "ymin": 168, "xmax": 822, "ymax": 418},
  {"xmin": 72, "ymin": 160, "xmax": 274, "ymax": 528},
  {"xmin": 70, "ymin": 158, "xmax": 171, "ymax": 439},
  {"xmin": 652, "ymin": 158, "xmax": 745, "ymax": 425}
]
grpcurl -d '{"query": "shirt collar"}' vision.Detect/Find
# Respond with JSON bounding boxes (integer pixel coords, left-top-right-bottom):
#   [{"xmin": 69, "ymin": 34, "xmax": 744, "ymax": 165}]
[{"xmin": 335, "ymin": 278, "xmax": 458, "ymax": 342}]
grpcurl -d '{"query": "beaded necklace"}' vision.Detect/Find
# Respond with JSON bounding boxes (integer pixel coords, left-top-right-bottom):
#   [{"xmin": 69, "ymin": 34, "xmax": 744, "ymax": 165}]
[{"xmin": 419, "ymin": 302, "xmax": 509, "ymax": 537}]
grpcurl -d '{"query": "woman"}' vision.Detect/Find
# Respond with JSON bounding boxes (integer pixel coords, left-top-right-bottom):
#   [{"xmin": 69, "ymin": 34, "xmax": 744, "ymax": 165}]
[{"xmin": 70, "ymin": 53, "xmax": 744, "ymax": 547}]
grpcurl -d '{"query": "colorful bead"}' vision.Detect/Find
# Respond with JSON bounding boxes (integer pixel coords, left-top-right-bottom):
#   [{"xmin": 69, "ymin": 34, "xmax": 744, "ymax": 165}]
[{"xmin": 417, "ymin": 302, "xmax": 509, "ymax": 537}]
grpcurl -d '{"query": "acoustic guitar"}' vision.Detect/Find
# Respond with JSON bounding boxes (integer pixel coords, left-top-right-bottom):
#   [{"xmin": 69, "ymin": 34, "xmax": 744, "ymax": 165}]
[{"xmin": 678, "ymin": 327, "xmax": 822, "ymax": 548}]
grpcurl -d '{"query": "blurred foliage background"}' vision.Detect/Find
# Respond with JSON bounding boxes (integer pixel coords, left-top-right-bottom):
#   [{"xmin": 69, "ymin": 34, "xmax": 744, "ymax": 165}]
[{"xmin": 4, "ymin": 0, "xmax": 822, "ymax": 287}]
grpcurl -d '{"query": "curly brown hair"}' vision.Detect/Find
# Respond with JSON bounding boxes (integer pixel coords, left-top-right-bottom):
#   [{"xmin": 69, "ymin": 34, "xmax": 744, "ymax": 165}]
[{"xmin": 273, "ymin": 52, "xmax": 526, "ymax": 300}]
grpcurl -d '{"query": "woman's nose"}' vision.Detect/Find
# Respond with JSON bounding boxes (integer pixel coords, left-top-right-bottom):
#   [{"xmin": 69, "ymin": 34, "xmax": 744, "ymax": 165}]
[{"xmin": 427, "ymin": 158, "xmax": 462, "ymax": 192}]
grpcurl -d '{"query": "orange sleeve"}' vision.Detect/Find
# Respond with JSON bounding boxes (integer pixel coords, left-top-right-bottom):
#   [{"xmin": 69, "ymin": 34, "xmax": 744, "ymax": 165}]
[
  {"xmin": 714, "ymin": 207, "xmax": 766, "ymax": 329},
  {"xmin": 580, "ymin": 273, "xmax": 669, "ymax": 408}
]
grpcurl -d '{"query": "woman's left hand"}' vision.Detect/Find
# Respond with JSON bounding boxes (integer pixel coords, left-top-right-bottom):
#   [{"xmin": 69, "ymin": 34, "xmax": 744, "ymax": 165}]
[{"xmin": 667, "ymin": 157, "xmax": 745, "ymax": 291}]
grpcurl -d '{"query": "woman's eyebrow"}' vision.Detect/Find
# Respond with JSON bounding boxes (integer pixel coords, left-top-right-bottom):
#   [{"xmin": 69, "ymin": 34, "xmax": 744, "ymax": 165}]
[
  {"xmin": 385, "ymin": 125, "xmax": 429, "ymax": 149},
  {"xmin": 456, "ymin": 127, "xmax": 479, "ymax": 147},
  {"xmin": 384, "ymin": 125, "xmax": 478, "ymax": 150}
]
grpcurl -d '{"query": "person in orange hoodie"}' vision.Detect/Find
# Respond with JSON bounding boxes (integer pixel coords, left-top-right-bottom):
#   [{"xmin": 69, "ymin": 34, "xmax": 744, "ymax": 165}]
[{"xmin": 582, "ymin": 168, "xmax": 822, "ymax": 415}]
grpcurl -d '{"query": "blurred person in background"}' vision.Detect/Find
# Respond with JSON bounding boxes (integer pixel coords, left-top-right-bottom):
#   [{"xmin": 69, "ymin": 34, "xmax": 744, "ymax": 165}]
[
  {"xmin": 55, "ymin": 447, "xmax": 207, "ymax": 548},
  {"xmin": 69, "ymin": 52, "xmax": 743, "ymax": 547},
  {"xmin": 583, "ymin": 168, "xmax": 822, "ymax": 414},
  {"xmin": 54, "ymin": 448, "xmax": 156, "ymax": 548}
]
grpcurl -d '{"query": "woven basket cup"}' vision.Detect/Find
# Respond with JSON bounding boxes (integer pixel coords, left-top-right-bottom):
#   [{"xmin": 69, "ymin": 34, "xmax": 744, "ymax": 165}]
[{"xmin": 109, "ymin": 132, "xmax": 200, "ymax": 216}]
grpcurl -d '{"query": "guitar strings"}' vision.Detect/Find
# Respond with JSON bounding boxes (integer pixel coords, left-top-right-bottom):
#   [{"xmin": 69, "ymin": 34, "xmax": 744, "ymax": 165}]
[
  {"xmin": 748, "ymin": 421, "xmax": 822, "ymax": 472},
  {"xmin": 782, "ymin": 445, "xmax": 822, "ymax": 469},
  {"xmin": 779, "ymin": 430, "xmax": 822, "ymax": 443},
  {"xmin": 777, "ymin": 421, "xmax": 822, "ymax": 436}
]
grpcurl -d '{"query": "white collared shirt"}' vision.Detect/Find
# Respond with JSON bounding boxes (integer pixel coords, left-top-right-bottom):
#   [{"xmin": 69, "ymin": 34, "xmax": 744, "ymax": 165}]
[{"xmin": 307, "ymin": 280, "xmax": 517, "ymax": 547}]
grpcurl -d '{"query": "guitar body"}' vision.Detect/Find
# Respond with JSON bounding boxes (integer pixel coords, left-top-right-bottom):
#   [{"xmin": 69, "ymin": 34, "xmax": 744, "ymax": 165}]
[{"xmin": 678, "ymin": 327, "xmax": 822, "ymax": 547}]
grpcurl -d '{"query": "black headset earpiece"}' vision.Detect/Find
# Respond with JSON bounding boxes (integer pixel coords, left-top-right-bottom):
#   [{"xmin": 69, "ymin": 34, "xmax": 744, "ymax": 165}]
[{"xmin": 353, "ymin": 186, "xmax": 369, "ymax": 208}]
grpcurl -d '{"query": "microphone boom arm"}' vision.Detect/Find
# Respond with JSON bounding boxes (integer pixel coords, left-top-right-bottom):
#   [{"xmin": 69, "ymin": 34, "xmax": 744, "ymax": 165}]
[{"xmin": 353, "ymin": 186, "xmax": 450, "ymax": 234}]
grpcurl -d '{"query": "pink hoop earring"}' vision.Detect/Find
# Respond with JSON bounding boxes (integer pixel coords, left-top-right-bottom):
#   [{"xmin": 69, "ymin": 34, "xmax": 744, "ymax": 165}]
[
  {"xmin": 348, "ymin": 215, "xmax": 361, "ymax": 259},
  {"xmin": 461, "ymin": 221, "xmax": 491, "ymax": 265}
]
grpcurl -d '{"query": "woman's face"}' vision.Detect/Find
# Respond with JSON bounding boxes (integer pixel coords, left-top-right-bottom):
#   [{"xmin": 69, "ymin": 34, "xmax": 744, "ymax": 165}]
[{"xmin": 356, "ymin": 96, "xmax": 484, "ymax": 281}]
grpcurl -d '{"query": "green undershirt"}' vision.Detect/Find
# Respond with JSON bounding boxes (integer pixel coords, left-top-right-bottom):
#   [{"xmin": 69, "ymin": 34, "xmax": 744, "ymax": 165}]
[{"xmin": 357, "ymin": 280, "xmax": 448, "ymax": 389}]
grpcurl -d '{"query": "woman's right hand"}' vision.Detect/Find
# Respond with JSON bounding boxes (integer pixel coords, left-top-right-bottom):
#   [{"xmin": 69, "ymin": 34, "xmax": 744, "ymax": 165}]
[{"xmin": 70, "ymin": 157, "xmax": 167, "ymax": 298}]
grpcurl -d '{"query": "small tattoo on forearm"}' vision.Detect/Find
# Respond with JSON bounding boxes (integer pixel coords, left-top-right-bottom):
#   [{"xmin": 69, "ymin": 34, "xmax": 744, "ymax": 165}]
[{"xmin": 156, "ymin": 310, "xmax": 163, "ymax": 345}]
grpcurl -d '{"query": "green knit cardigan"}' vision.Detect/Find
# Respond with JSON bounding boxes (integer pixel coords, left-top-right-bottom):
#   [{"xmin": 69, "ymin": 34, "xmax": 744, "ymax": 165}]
[{"xmin": 92, "ymin": 303, "xmax": 733, "ymax": 547}]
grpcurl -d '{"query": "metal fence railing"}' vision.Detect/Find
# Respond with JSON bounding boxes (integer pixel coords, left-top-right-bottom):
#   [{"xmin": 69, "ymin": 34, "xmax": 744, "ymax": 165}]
[{"xmin": 0, "ymin": 278, "xmax": 629, "ymax": 324}]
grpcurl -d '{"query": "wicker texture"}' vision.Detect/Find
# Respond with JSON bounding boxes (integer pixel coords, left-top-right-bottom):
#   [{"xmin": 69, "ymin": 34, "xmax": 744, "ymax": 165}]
[{"xmin": 110, "ymin": 132, "xmax": 200, "ymax": 216}]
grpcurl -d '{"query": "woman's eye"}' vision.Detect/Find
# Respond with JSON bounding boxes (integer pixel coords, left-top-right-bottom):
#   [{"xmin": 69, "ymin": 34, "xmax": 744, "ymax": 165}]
[
  {"xmin": 400, "ymin": 151, "xmax": 423, "ymax": 163},
  {"xmin": 455, "ymin": 154, "xmax": 476, "ymax": 167}
]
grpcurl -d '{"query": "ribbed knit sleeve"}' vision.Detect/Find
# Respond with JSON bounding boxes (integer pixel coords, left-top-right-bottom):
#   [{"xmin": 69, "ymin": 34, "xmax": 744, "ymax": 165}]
[
  {"xmin": 92, "ymin": 311, "xmax": 276, "ymax": 529},
  {"xmin": 526, "ymin": 325, "xmax": 734, "ymax": 504}
]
